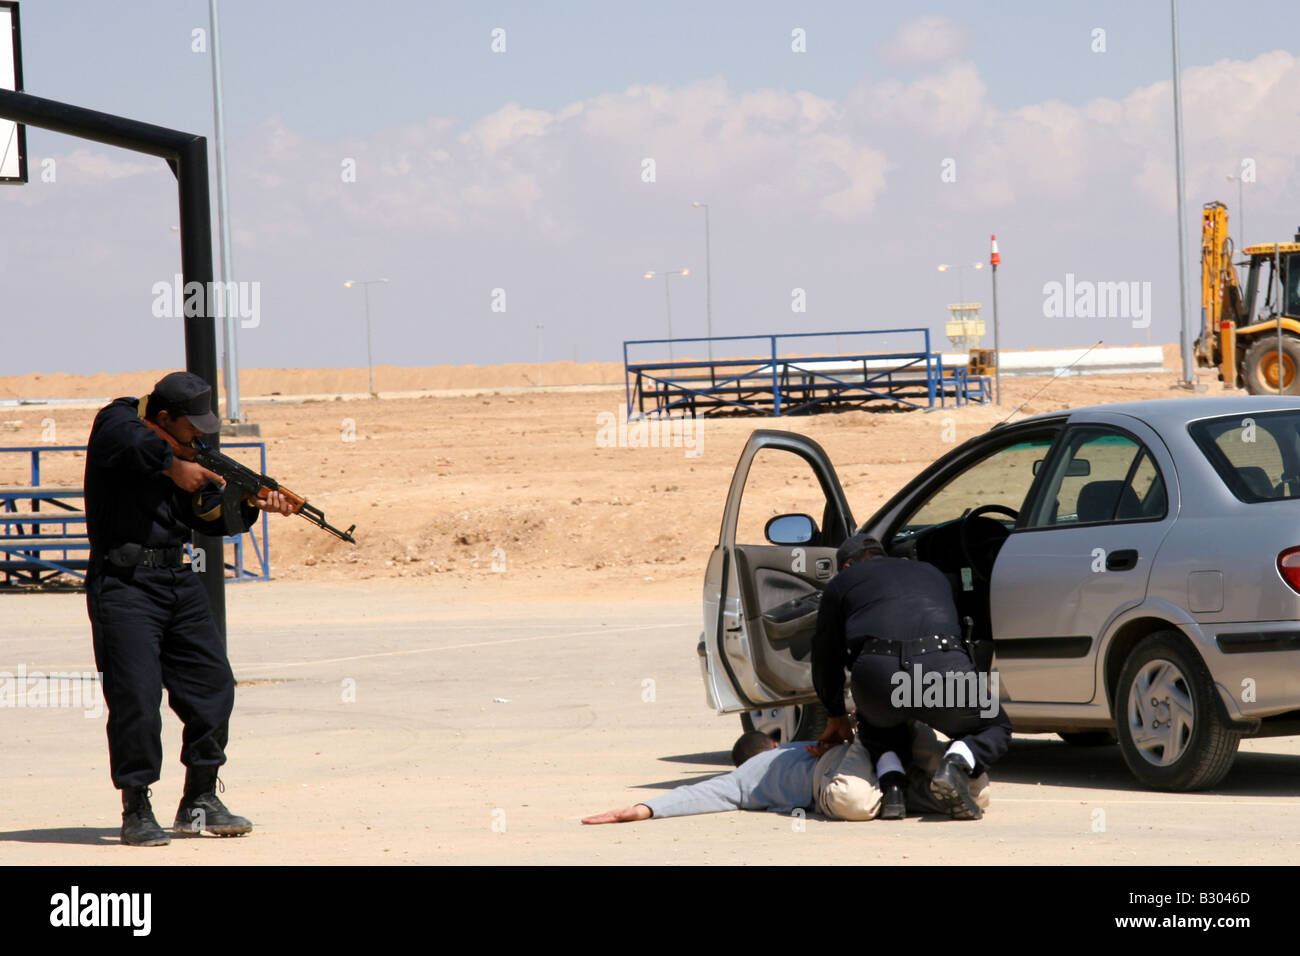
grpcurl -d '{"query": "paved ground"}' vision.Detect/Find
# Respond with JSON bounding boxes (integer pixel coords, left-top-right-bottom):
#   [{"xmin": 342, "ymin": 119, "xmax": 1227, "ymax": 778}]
[{"xmin": 3, "ymin": 578, "xmax": 1300, "ymax": 865}]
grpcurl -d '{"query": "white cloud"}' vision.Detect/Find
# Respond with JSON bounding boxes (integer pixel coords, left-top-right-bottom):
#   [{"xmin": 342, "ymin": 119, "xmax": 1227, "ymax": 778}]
[{"xmin": 877, "ymin": 15, "xmax": 971, "ymax": 67}]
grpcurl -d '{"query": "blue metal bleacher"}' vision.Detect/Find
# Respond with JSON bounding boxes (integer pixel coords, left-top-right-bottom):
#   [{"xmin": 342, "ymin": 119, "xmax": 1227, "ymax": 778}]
[
  {"xmin": 623, "ymin": 329, "xmax": 990, "ymax": 420},
  {"xmin": 0, "ymin": 442, "xmax": 271, "ymax": 586}
]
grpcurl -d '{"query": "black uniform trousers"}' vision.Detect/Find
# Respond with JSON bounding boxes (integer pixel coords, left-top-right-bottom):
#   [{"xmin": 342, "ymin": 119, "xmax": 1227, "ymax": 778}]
[
  {"xmin": 87, "ymin": 563, "xmax": 234, "ymax": 789},
  {"xmin": 851, "ymin": 646, "xmax": 1013, "ymax": 777}
]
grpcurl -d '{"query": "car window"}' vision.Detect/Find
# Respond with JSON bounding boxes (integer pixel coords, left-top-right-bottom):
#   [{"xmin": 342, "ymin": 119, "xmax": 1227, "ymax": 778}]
[
  {"xmin": 736, "ymin": 448, "xmax": 846, "ymax": 548},
  {"xmin": 1026, "ymin": 428, "xmax": 1166, "ymax": 527},
  {"xmin": 894, "ymin": 437, "xmax": 1054, "ymax": 537},
  {"xmin": 1189, "ymin": 411, "xmax": 1300, "ymax": 502}
]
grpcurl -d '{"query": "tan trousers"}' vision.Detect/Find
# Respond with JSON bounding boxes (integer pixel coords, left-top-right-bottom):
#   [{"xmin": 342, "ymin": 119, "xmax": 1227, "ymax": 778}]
[{"xmin": 813, "ymin": 723, "xmax": 992, "ymax": 820}]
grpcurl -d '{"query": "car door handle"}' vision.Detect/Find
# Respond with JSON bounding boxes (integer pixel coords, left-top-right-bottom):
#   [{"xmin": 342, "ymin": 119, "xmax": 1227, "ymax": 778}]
[
  {"xmin": 1106, "ymin": 549, "xmax": 1138, "ymax": 571},
  {"xmin": 815, "ymin": 557, "xmax": 832, "ymax": 579}
]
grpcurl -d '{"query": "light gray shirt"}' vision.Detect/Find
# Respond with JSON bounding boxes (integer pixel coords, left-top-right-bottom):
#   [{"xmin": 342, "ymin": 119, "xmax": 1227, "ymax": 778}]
[{"xmin": 642, "ymin": 743, "xmax": 817, "ymax": 818}]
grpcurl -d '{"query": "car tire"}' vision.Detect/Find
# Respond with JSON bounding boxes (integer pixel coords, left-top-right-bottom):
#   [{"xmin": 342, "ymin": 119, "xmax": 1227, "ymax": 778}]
[
  {"xmin": 1058, "ymin": 731, "xmax": 1117, "ymax": 747},
  {"xmin": 741, "ymin": 702, "xmax": 830, "ymax": 744},
  {"xmin": 1242, "ymin": 334, "xmax": 1300, "ymax": 395},
  {"xmin": 1114, "ymin": 632, "xmax": 1241, "ymax": 791}
]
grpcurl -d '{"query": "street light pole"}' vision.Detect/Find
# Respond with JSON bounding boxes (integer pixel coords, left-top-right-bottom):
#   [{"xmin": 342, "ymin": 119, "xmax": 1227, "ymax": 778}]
[
  {"xmin": 344, "ymin": 278, "xmax": 389, "ymax": 397},
  {"xmin": 536, "ymin": 323, "xmax": 544, "ymax": 387},
  {"xmin": 208, "ymin": 0, "xmax": 241, "ymax": 426},
  {"xmin": 363, "ymin": 282, "xmax": 374, "ymax": 395},
  {"xmin": 693, "ymin": 201, "xmax": 713, "ymax": 359},
  {"xmin": 644, "ymin": 268, "xmax": 690, "ymax": 362},
  {"xmin": 663, "ymin": 274, "xmax": 673, "ymax": 345},
  {"xmin": 1227, "ymin": 173, "xmax": 1246, "ymax": 251},
  {"xmin": 1171, "ymin": 0, "xmax": 1195, "ymax": 387},
  {"xmin": 990, "ymin": 234, "xmax": 1002, "ymax": 405},
  {"xmin": 937, "ymin": 261, "xmax": 983, "ymax": 304}
]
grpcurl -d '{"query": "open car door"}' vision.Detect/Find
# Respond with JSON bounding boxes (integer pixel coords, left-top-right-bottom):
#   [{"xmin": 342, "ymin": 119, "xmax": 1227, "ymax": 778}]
[{"xmin": 701, "ymin": 430, "xmax": 855, "ymax": 725}]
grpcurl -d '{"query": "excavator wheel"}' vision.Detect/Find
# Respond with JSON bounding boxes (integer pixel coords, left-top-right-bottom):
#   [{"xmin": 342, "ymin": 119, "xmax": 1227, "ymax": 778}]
[{"xmin": 1242, "ymin": 334, "xmax": 1300, "ymax": 395}]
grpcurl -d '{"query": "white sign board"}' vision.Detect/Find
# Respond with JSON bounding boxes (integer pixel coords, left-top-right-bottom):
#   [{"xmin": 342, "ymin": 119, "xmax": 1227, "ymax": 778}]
[{"xmin": 1, "ymin": 1, "xmax": 26, "ymax": 183}]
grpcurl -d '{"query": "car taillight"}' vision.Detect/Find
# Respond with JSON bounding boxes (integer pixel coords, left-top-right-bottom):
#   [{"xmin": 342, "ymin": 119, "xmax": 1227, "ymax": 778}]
[{"xmin": 1279, "ymin": 548, "xmax": 1300, "ymax": 593}]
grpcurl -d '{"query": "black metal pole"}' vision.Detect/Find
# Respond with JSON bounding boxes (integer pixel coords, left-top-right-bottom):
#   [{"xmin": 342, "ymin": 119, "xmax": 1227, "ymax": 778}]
[
  {"xmin": 176, "ymin": 138, "xmax": 226, "ymax": 644},
  {"xmin": 0, "ymin": 88, "xmax": 226, "ymax": 645}
]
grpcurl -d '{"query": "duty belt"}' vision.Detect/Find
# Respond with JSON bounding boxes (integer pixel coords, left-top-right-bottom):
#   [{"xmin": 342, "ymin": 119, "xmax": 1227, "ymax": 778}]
[
  {"xmin": 858, "ymin": 634, "xmax": 965, "ymax": 657},
  {"xmin": 105, "ymin": 544, "xmax": 186, "ymax": 569}
]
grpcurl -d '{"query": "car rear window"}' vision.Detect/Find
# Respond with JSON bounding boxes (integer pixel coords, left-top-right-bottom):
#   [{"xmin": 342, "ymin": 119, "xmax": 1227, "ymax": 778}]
[{"xmin": 1188, "ymin": 411, "xmax": 1300, "ymax": 502}]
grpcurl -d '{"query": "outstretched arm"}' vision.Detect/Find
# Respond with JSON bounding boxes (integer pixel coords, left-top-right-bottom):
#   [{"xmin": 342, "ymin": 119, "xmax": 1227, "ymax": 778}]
[{"xmin": 581, "ymin": 805, "xmax": 653, "ymax": 825}]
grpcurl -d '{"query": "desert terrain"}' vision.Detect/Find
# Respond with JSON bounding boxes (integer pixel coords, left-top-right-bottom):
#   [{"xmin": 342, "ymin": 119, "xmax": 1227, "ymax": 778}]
[{"xmin": 5, "ymin": 345, "xmax": 1299, "ymax": 866}]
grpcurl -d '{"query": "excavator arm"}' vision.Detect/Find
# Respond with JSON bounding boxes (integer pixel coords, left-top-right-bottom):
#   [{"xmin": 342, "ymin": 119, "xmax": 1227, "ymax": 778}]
[{"xmin": 1198, "ymin": 201, "xmax": 1245, "ymax": 384}]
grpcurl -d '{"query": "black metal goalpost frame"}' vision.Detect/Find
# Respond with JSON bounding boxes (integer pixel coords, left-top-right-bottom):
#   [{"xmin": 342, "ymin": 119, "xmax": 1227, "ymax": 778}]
[{"xmin": 0, "ymin": 87, "xmax": 229, "ymax": 645}]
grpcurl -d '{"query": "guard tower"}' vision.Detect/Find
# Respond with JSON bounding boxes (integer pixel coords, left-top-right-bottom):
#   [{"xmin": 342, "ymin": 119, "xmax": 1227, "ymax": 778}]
[
  {"xmin": 946, "ymin": 303, "xmax": 996, "ymax": 377},
  {"xmin": 945, "ymin": 303, "xmax": 985, "ymax": 349}
]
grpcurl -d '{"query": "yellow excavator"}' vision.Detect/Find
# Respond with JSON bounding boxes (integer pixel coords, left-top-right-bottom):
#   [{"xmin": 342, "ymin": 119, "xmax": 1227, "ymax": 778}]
[{"xmin": 1197, "ymin": 200, "xmax": 1300, "ymax": 393}]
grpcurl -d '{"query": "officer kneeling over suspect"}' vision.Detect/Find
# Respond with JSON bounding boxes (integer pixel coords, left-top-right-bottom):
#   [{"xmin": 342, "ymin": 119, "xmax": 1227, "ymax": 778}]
[
  {"xmin": 811, "ymin": 533, "xmax": 1013, "ymax": 820},
  {"xmin": 582, "ymin": 721, "xmax": 989, "ymax": 825},
  {"xmin": 84, "ymin": 372, "xmax": 295, "ymax": 847}
]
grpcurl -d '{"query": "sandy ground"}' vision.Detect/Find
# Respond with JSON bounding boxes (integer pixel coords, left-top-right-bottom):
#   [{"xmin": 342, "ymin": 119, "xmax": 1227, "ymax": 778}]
[
  {"xmin": 6, "ymin": 344, "xmax": 1294, "ymax": 865},
  {"xmin": 2, "ymin": 580, "xmax": 1299, "ymax": 865},
  {"xmin": 0, "ymin": 343, "xmax": 1196, "ymax": 596}
]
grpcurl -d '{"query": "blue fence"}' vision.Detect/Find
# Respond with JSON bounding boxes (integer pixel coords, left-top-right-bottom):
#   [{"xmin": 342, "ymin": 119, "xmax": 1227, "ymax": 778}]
[
  {"xmin": 0, "ymin": 442, "xmax": 271, "ymax": 585},
  {"xmin": 623, "ymin": 329, "xmax": 988, "ymax": 420}
]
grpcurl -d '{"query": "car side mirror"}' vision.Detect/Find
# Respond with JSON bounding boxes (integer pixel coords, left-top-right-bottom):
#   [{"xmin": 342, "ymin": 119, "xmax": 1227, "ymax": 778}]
[{"xmin": 765, "ymin": 513, "xmax": 818, "ymax": 546}]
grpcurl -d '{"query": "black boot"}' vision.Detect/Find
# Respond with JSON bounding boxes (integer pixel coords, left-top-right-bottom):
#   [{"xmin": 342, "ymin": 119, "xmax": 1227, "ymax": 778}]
[
  {"xmin": 173, "ymin": 766, "xmax": 253, "ymax": 837},
  {"xmin": 878, "ymin": 772, "xmax": 907, "ymax": 820},
  {"xmin": 121, "ymin": 786, "xmax": 171, "ymax": 847},
  {"xmin": 929, "ymin": 754, "xmax": 983, "ymax": 820}
]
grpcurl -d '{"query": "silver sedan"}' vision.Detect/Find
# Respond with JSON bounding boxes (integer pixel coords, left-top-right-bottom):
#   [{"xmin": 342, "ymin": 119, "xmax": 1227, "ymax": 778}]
[{"xmin": 698, "ymin": 396, "xmax": 1300, "ymax": 790}]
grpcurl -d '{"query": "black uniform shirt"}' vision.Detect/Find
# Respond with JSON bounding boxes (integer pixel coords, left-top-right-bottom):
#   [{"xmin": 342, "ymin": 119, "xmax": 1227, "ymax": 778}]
[
  {"xmin": 84, "ymin": 396, "xmax": 257, "ymax": 558},
  {"xmin": 811, "ymin": 556, "xmax": 961, "ymax": 716}
]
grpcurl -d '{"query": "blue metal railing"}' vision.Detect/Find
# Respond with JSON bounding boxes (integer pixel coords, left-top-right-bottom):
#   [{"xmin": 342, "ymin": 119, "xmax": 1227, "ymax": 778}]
[
  {"xmin": 622, "ymin": 329, "xmax": 984, "ymax": 419},
  {"xmin": 0, "ymin": 442, "xmax": 271, "ymax": 584}
]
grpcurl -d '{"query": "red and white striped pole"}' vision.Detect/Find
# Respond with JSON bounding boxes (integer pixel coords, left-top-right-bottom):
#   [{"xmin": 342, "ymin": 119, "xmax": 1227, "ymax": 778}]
[{"xmin": 990, "ymin": 234, "xmax": 1002, "ymax": 405}]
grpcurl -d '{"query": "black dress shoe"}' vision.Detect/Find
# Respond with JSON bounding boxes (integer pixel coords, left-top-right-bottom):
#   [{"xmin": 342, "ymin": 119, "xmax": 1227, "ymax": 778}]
[
  {"xmin": 929, "ymin": 754, "xmax": 983, "ymax": 820},
  {"xmin": 878, "ymin": 771, "xmax": 907, "ymax": 820},
  {"xmin": 121, "ymin": 786, "xmax": 171, "ymax": 847}
]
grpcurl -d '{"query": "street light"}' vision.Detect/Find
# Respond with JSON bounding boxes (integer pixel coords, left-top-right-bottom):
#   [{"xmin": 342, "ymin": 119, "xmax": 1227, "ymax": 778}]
[
  {"xmin": 937, "ymin": 261, "xmax": 984, "ymax": 305},
  {"xmin": 343, "ymin": 278, "xmax": 389, "ymax": 397},
  {"xmin": 692, "ymin": 201, "xmax": 713, "ymax": 358},
  {"xmin": 1226, "ymin": 173, "xmax": 1248, "ymax": 251},
  {"xmin": 643, "ymin": 268, "xmax": 691, "ymax": 360}
]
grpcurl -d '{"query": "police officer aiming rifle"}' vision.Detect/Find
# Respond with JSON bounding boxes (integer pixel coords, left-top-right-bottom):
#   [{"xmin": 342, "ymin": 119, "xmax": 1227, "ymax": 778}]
[{"xmin": 84, "ymin": 371, "xmax": 296, "ymax": 846}]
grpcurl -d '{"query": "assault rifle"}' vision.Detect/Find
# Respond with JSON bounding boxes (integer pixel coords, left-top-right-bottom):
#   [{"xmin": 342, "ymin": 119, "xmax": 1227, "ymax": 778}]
[{"xmin": 144, "ymin": 419, "xmax": 357, "ymax": 543}]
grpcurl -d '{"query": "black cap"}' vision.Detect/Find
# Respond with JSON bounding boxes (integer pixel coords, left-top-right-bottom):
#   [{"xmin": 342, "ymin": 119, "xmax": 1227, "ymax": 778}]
[
  {"xmin": 151, "ymin": 371, "xmax": 220, "ymax": 433},
  {"xmin": 836, "ymin": 532, "xmax": 885, "ymax": 569}
]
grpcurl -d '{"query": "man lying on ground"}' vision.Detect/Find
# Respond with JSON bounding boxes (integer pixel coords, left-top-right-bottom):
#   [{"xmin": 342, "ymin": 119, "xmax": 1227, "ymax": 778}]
[{"xmin": 581, "ymin": 721, "xmax": 989, "ymax": 824}]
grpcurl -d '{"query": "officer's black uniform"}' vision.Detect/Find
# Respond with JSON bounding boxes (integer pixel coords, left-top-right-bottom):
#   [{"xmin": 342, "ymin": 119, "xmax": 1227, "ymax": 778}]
[
  {"xmin": 84, "ymin": 390, "xmax": 257, "ymax": 793},
  {"xmin": 812, "ymin": 554, "xmax": 1012, "ymax": 777}
]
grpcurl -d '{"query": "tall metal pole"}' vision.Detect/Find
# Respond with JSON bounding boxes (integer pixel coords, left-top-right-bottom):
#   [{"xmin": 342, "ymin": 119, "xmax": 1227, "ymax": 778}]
[
  {"xmin": 1239, "ymin": 176, "xmax": 1245, "ymax": 251},
  {"xmin": 208, "ymin": 0, "xmax": 240, "ymax": 423},
  {"xmin": 704, "ymin": 206, "xmax": 712, "ymax": 349},
  {"xmin": 664, "ymin": 274, "xmax": 674, "ymax": 361},
  {"xmin": 536, "ymin": 323, "xmax": 544, "ymax": 386},
  {"xmin": 991, "ymin": 235, "xmax": 1002, "ymax": 405},
  {"xmin": 1170, "ymin": 0, "xmax": 1194, "ymax": 386},
  {"xmin": 704, "ymin": 205, "xmax": 712, "ymax": 358},
  {"xmin": 363, "ymin": 281, "xmax": 375, "ymax": 395}
]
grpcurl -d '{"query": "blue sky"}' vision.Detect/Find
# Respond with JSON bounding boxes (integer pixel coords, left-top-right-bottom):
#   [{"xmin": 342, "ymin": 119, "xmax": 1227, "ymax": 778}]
[{"xmin": 3, "ymin": 1, "xmax": 1300, "ymax": 376}]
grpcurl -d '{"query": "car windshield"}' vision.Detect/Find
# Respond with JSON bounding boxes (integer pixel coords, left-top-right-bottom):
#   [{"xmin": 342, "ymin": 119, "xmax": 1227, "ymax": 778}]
[
  {"xmin": 1188, "ymin": 411, "xmax": 1300, "ymax": 502},
  {"xmin": 893, "ymin": 437, "xmax": 1055, "ymax": 538}
]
